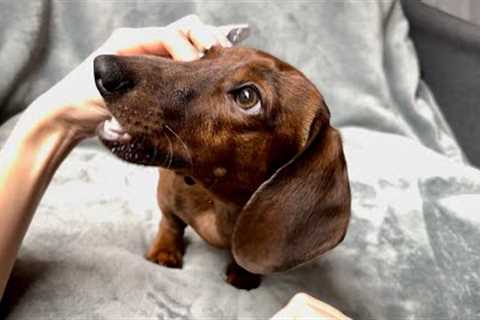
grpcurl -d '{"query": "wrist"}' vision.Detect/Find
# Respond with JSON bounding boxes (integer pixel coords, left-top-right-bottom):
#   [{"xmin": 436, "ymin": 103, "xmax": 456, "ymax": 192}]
[
  {"xmin": 0, "ymin": 103, "xmax": 82, "ymax": 301},
  {"xmin": 13, "ymin": 111, "xmax": 82, "ymax": 152},
  {"xmin": 16, "ymin": 117, "xmax": 78, "ymax": 180},
  {"xmin": 2, "ymin": 108, "xmax": 82, "ymax": 185},
  {"xmin": 18, "ymin": 93, "xmax": 108, "ymax": 145}
]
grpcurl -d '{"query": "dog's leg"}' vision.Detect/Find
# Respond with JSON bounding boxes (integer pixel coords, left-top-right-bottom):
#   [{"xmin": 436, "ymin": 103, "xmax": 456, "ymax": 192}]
[
  {"xmin": 226, "ymin": 260, "xmax": 262, "ymax": 290},
  {"xmin": 146, "ymin": 209, "xmax": 186, "ymax": 268}
]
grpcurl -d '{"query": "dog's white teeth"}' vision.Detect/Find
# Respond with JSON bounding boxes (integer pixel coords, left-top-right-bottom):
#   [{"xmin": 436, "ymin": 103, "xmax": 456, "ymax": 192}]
[
  {"xmin": 97, "ymin": 119, "xmax": 132, "ymax": 142},
  {"xmin": 105, "ymin": 116, "xmax": 125, "ymax": 133},
  {"xmin": 119, "ymin": 132, "xmax": 132, "ymax": 142},
  {"xmin": 99, "ymin": 122, "xmax": 122, "ymax": 141}
]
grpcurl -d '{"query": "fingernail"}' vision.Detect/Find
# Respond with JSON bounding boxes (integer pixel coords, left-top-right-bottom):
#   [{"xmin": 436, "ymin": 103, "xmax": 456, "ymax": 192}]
[
  {"xmin": 204, "ymin": 42, "xmax": 214, "ymax": 50},
  {"xmin": 217, "ymin": 24, "xmax": 250, "ymax": 45}
]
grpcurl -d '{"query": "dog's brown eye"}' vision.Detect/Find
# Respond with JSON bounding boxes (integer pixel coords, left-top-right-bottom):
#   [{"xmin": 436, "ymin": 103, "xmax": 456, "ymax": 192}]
[{"xmin": 234, "ymin": 86, "xmax": 259, "ymax": 110}]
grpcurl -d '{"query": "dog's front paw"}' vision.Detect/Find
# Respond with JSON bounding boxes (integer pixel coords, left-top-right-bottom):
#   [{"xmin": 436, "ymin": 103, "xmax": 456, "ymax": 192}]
[
  {"xmin": 225, "ymin": 261, "xmax": 262, "ymax": 290},
  {"xmin": 145, "ymin": 248, "xmax": 183, "ymax": 269}
]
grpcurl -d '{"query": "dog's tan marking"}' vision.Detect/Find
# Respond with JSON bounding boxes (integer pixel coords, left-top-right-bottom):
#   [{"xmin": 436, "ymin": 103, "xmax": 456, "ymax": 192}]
[{"xmin": 213, "ymin": 167, "xmax": 227, "ymax": 177}]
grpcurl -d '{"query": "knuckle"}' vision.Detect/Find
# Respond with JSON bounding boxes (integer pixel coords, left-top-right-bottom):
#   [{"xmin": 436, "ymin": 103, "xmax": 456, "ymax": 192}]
[
  {"xmin": 291, "ymin": 293, "xmax": 309, "ymax": 304},
  {"xmin": 184, "ymin": 14, "xmax": 200, "ymax": 23},
  {"xmin": 179, "ymin": 14, "xmax": 204, "ymax": 32},
  {"xmin": 162, "ymin": 28, "xmax": 178, "ymax": 41}
]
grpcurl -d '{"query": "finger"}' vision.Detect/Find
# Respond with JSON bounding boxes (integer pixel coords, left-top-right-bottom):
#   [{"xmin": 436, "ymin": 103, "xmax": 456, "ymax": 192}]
[
  {"xmin": 86, "ymin": 98, "xmax": 110, "ymax": 119},
  {"xmin": 295, "ymin": 293, "xmax": 351, "ymax": 320},
  {"xmin": 271, "ymin": 304, "xmax": 332, "ymax": 319},
  {"xmin": 104, "ymin": 21, "xmax": 247, "ymax": 58},
  {"xmin": 301, "ymin": 294, "xmax": 350, "ymax": 319},
  {"xmin": 113, "ymin": 28, "xmax": 171, "ymax": 56},
  {"xmin": 271, "ymin": 294, "xmax": 306, "ymax": 319},
  {"xmin": 114, "ymin": 27, "xmax": 200, "ymax": 61},
  {"xmin": 102, "ymin": 27, "xmax": 170, "ymax": 56},
  {"xmin": 186, "ymin": 25, "xmax": 220, "ymax": 52},
  {"xmin": 161, "ymin": 29, "xmax": 200, "ymax": 61},
  {"xmin": 174, "ymin": 15, "xmax": 219, "ymax": 51},
  {"xmin": 208, "ymin": 26, "xmax": 233, "ymax": 48},
  {"xmin": 271, "ymin": 293, "xmax": 351, "ymax": 320}
]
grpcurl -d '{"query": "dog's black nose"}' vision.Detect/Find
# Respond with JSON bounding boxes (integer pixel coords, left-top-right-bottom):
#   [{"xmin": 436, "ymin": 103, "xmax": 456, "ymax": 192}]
[{"xmin": 94, "ymin": 55, "xmax": 133, "ymax": 96}]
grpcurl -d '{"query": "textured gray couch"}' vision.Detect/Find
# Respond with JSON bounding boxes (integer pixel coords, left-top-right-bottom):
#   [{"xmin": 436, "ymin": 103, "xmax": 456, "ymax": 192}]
[
  {"xmin": 402, "ymin": 0, "xmax": 480, "ymax": 168},
  {"xmin": 1, "ymin": 1, "xmax": 479, "ymax": 319}
]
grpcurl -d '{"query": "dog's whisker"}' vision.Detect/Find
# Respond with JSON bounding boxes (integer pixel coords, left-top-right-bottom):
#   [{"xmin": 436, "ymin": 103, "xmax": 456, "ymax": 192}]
[
  {"xmin": 164, "ymin": 124, "xmax": 194, "ymax": 174},
  {"xmin": 154, "ymin": 134, "xmax": 167, "ymax": 167},
  {"xmin": 167, "ymin": 140, "xmax": 173, "ymax": 170},
  {"xmin": 159, "ymin": 133, "xmax": 168, "ymax": 167},
  {"xmin": 162, "ymin": 131, "xmax": 174, "ymax": 170},
  {"xmin": 152, "ymin": 142, "xmax": 159, "ymax": 165}
]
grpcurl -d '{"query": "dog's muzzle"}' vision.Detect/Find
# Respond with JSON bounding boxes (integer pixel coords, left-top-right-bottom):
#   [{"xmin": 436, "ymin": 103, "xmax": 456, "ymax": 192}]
[
  {"xmin": 94, "ymin": 55, "xmax": 133, "ymax": 143},
  {"xmin": 93, "ymin": 55, "xmax": 182, "ymax": 167}
]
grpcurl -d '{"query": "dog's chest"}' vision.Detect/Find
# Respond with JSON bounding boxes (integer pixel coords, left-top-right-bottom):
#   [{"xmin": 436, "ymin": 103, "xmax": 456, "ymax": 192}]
[
  {"xmin": 185, "ymin": 204, "xmax": 236, "ymax": 248},
  {"xmin": 158, "ymin": 170, "xmax": 239, "ymax": 249}
]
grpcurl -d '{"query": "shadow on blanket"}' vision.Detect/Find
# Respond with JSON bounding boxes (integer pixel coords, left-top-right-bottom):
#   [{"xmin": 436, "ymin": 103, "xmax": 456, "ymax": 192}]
[{"xmin": 0, "ymin": 258, "xmax": 51, "ymax": 317}]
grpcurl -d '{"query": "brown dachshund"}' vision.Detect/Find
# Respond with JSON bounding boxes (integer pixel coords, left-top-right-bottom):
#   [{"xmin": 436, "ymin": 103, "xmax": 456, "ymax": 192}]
[{"xmin": 94, "ymin": 46, "xmax": 351, "ymax": 290}]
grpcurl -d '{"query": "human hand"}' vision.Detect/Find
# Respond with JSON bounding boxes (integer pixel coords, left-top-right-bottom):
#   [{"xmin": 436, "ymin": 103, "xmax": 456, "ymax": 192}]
[
  {"xmin": 18, "ymin": 15, "xmax": 233, "ymax": 142},
  {"xmin": 271, "ymin": 293, "xmax": 351, "ymax": 320}
]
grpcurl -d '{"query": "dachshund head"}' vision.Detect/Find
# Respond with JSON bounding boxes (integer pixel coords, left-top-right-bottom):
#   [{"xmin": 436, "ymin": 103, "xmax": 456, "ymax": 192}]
[{"xmin": 94, "ymin": 46, "xmax": 351, "ymax": 274}]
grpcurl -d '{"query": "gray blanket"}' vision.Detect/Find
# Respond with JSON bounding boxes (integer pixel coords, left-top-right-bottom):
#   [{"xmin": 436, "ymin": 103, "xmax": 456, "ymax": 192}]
[{"xmin": 1, "ymin": 1, "xmax": 479, "ymax": 319}]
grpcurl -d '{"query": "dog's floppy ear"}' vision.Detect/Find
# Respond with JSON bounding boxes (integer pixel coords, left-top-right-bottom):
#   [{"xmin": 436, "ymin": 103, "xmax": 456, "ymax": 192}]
[{"xmin": 232, "ymin": 111, "xmax": 351, "ymax": 274}]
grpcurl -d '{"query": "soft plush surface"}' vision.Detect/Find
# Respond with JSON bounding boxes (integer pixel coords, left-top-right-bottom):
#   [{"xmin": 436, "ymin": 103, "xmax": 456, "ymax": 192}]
[{"xmin": 1, "ymin": 1, "xmax": 479, "ymax": 319}]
